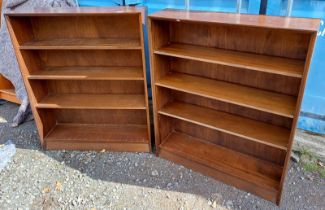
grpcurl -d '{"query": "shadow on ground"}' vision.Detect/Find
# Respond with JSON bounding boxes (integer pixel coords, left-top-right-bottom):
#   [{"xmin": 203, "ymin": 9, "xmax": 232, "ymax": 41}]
[{"xmin": 1, "ymin": 102, "xmax": 325, "ymax": 209}]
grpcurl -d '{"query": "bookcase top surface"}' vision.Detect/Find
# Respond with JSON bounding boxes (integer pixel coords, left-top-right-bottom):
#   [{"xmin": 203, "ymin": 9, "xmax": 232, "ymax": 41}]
[
  {"xmin": 5, "ymin": 6, "xmax": 145, "ymax": 16},
  {"xmin": 149, "ymin": 9, "xmax": 320, "ymax": 32}
]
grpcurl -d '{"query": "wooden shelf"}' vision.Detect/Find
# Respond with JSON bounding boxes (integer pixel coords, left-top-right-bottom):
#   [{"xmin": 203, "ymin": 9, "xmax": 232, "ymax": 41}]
[
  {"xmin": 0, "ymin": 88, "xmax": 15, "ymax": 95},
  {"xmin": 20, "ymin": 38, "xmax": 142, "ymax": 50},
  {"xmin": 160, "ymin": 132, "xmax": 281, "ymax": 191},
  {"xmin": 28, "ymin": 66, "xmax": 144, "ymax": 80},
  {"xmin": 45, "ymin": 124, "xmax": 149, "ymax": 151},
  {"xmin": 0, "ymin": 88, "xmax": 20, "ymax": 104},
  {"xmin": 0, "ymin": 75, "xmax": 20, "ymax": 104},
  {"xmin": 155, "ymin": 43, "xmax": 305, "ymax": 78},
  {"xmin": 159, "ymin": 102, "xmax": 290, "ymax": 150},
  {"xmin": 156, "ymin": 73, "xmax": 296, "ymax": 118},
  {"xmin": 36, "ymin": 94, "xmax": 146, "ymax": 109},
  {"xmin": 46, "ymin": 124, "xmax": 148, "ymax": 143}
]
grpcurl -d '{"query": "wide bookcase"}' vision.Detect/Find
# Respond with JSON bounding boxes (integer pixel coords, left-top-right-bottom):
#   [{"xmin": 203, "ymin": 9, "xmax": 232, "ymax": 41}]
[
  {"xmin": 6, "ymin": 7, "xmax": 151, "ymax": 151},
  {"xmin": 148, "ymin": 9, "xmax": 320, "ymax": 204}
]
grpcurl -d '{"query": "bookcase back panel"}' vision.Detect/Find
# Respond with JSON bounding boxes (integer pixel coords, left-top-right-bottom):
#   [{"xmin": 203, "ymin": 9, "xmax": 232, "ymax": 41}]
[
  {"xmin": 171, "ymin": 58, "xmax": 301, "ymax": 96},
  {"xmin": 155, "ymin": 86, "xmax": 174, "ymax": 110},
  {"xmin": 30, "ymin": 80, "xmax": 144, "ymax": 102},
  {"xmin": 149, "ymin": 20, "xmax": 170, "ymax": 49},
  {"xmin": 157, "ymin": 115, "xmax": 174, "ymax": 142},
  {"xmin": 38, "ymin": 109, "xmax": 147, "ymax": 125},
  {"xmin": 169, "ymin": 21, "xmax": 310, "ymax": 60},
  {"xmin": 46, "ymin": 80, "xmax": 143, "ymax": 94},
  {"xmin": 172, "ymin": 90, "xmax": 293, "ymax": 129},
  {"xmin": 20, "ymin": 51, "xmax": 42, "ymax": 74},
  {"xmin": 6, "ymin": 16, "xmax": 34, "ymax": 45},
  {"xmin": 40, "ymin": 50, "xmax": 142, "ymax": 66},
  {"xmin": 38, "ymin": 50, "xmax": 142, "ymax": 67},
  {"xmin": 10, "ymin": 15, "xmax": 141, "ymax": 45},
  {"xmin": 37, "ymin": 108, "xmax": 56, "ymax": 136},
  {"xmin": 158, "ymin": 113, "xmax": 286, "ymax": 166},
  {"xmin": 20, "ymin": 50, "xmax": 143, "ymax": 74},
  {"xmin": 38, "ymin": 109, "xmax": 148, "ymax": 141},
  {"xmin": 151, "ymin": 55, "xmax": 171, "ymax": 80},
  {"xmin": 156, "ymin": 85, "xmax": 293, "ymax": 129},
  {"xmin": 159, "ymin": 117, "xmax": 283, "ymax": 181},
  {"xmin": 172, "ymin": 118, "xmax": 286, "ymax": 165}
]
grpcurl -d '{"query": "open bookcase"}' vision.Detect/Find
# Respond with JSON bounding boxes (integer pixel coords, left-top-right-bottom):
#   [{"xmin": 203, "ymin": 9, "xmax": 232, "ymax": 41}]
[
  {"xmin": 6, "ymin": 7, "xmax": 151, "ymax": 151},
  {"xmin": 148, "ymin": 9, "xmax": 320, "ymax": 204}
]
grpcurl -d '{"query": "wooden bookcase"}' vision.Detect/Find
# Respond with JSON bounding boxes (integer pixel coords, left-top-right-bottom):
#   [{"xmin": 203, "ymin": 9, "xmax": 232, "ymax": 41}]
[
  {"xmin": 6, "ymin": 7, "xmax": 151, "ymax": 151},
  {"xmin": 148, "ymin": 9, "xmax": 320, "ymax": 204}
]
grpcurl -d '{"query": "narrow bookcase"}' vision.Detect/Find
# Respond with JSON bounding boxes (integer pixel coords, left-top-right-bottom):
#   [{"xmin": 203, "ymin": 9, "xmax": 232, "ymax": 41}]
[
  {"xmin": 148, "ymin": 9, "xmax": 320, "ymax": 204},
  {"xmin": 6, "ymin": 7, "xmax": 151, "ymax": 152}
]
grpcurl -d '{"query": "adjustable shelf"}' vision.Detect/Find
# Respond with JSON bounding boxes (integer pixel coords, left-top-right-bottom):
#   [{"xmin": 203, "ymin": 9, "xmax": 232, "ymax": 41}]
[
  {"xmin": 156, "ymin": 72, "xmax": 297, "ymax": 118},
  {"xmin": 0, "ymin": 75, "xmax": 20, "ymax": 104},
  {"xmin": 149, "ymin": 9, "xmax": 319, "ymax": 204},
  {"xmin": 159, "ymin": 102, "xmax": 290, "ymax": 150},
  {"xmin": 7, "ymin": 7, "xmax": 151, "ymax": 152},
  {"xmin": 155, "ymin": 43, "xmax": 305, "ymax": 78},
  {"xmin": 160, "ymin": 132, "xmax": 282, "ymax": 193},
  {"xmin": 46, "ymin": 124, "xmax": 148, "ymax": 150},
  {"xmin": 20, "ymin": 38, "xmax": 141, "ymax": 50}
]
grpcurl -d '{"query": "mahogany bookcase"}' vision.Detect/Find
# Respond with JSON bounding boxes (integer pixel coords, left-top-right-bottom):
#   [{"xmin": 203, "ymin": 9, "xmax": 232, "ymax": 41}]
[
  {"xmin": 6, "ymin": 7, "xmax": 151, "ymax": 151},
  {"xmin": 148, "ymin": 9, "xmax": 320, "ymax": 204}
]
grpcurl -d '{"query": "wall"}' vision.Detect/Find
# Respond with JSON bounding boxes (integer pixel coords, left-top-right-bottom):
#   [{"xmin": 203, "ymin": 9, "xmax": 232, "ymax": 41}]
[
  {"xmin": 267, "ymin": 0, "xmax": 325, "ymax": 134},
  {"xmin": 79, "ymin": 0, "xmax": 325, "ymax": 134}
]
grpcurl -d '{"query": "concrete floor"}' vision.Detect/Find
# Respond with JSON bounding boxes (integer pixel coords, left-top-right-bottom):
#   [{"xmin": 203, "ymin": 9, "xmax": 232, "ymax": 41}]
[
  {"xmin": 294, "ymin": 129, "xmax": 325, "ymax": 161},
  {"xmin": 0, "ymin": 102, "xmax": 325, "ymax": 210}
]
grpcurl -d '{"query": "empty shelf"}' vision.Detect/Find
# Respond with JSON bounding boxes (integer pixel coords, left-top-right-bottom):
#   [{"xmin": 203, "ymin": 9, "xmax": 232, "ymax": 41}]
[
  {"xmin": 160, "ymin": 132, "xmax": 282, "ymax": 191},
  {"xmin": 155, "ymin": 43, "xmax": 305, "ymax": 78},
  {"xmin": 156, "ymin": 73, "xmax": 296, "ymax": 118},
  {"xmin": 36, "ymin": 94, "xmax": 146, "ymax": 109},
  {"xmin": 28, "ymin": 66, "xmax": 144, "ymax": 80},
  {"xmin": 46, "ymin": 124, "xmax": 148, "ymax": 142},
  {"xmin": 0, "ymin": 89, "xmax": 20, "ymax": 104},
  {"xmin": 20, "ymin": 38, "xmax": 141, "ymax": 50},
  {"xmin": 0, "ymin": 88, "xmax": 15, "ymax": 95},
  {"xmin": 45, "ymin": 124, "xmax": 149, "ymax": 151},
  {"xmin": 159, "ymin": 102, "xmax": 290, "ymax": 150}
]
